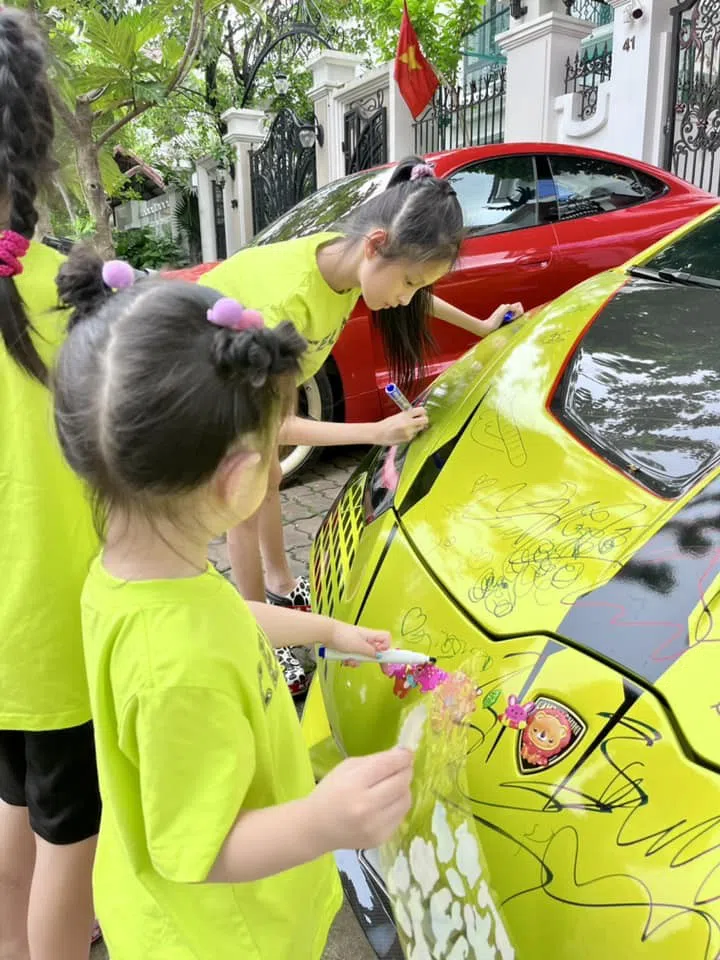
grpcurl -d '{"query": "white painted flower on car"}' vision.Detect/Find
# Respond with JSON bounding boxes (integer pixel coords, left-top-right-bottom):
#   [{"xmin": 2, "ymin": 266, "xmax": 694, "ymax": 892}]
[
  {"xmin": 429, "ymin": 888, "xmax": 463, "ymax": 954},
  {"xmin": 478, "ymin": 881, "xmax": 515, "ymax": 959},
  {"xmin": 409, "ymin": 836, "xmax": 439, "ymax": 898},
  {"xmin": 388, "ymin": 851, "xmax": 411, "ymax": 895},
  {"xmin": 446, "ymin": 935, "xmax": 470, "ymax": 959},
  {"xmin": 455, "ymin": 821, "xmax": 481, "ymax": 887},
  {"xmin": 447, "ymin": 867, "xmax": 466, "ymax": 898},
  {"xmin": 432, "ymin": 802, "xmax": 455, "ymax": 863},
  {"xmin": 408, "ymin": 885, "xmax": 433, "ymax": 960},
  {"xmin": 462, "ymin": 902, "xmax": 493, "ymax": 953}
]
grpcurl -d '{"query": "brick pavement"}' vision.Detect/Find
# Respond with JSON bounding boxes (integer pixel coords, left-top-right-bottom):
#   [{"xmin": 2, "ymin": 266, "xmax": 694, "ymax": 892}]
[{"xmin": 92, "ymin": 448, "xmax": 376, "ymax": 960}]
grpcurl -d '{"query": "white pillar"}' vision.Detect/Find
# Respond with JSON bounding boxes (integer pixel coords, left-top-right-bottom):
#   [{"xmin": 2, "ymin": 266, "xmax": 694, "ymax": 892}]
[
  {"xmin": 195, "ymin": 159, "xmax": 217, "ymax": 262},
  {"xmin": 386, "ymin": 64, "xmax": 416, "ymax": 161},
  {"xmin": 308, "ymin": 51, "xmax": 363, "ymax": 186},
  {"xmin": 497, "ymin": 0, "xmax": 593, "ymax": 142},
  {"xmin": 606, "ymin": 0, "xmax": 674, "ymax": 165},
  {"xmin": 223, "ymin": 107, "xmax": 266, "ymax": 251}
]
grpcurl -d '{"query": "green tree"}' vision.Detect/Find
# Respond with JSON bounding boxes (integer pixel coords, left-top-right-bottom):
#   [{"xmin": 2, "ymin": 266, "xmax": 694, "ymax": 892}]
[
  {"xmin": 349, "ymin": 0, "xmax": 488, "ymax": 83},
  {"xmin": 21, "ymin": 0, "xmax": 208, "ymax": 256}
]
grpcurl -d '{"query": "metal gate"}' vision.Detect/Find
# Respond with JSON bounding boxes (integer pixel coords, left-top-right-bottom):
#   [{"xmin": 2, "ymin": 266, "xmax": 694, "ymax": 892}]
[
  {"xmin": 664, "ymin": 0, "xmax": 720, "ymax": 194},
  {"xmin": 343, "ymin": 92, "xmax": 388, "ymax": 175},
  {"xmin": 212, "ymin": 180, "xmax": 227, "ymax": 259},
  {"xmin": 250, "ymin": 108, "xmax": 317, "ymax": 234}
]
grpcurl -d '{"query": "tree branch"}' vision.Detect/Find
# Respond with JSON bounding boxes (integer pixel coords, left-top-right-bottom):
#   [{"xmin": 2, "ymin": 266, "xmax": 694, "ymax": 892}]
[
  {"xmin": 165, "ymin": 0, "xmax": 206, "ymax": 97},
  {"xmin": 96, "ymin": 101, "xmax": 149, "ymax": 149},
  {"xmin": 50, "ymin": 88, "xmax": 80, "ymax": 137}
]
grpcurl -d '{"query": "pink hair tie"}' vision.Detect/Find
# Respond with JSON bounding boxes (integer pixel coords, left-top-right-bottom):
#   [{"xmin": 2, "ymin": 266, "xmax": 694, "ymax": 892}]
[
  {"xmin": 410, "ymin": 163, "xmax": 435, "ymax": 182},
  {"xmin": 0, "ymin": 230, "xmax": 30, "ymax": 278},
  {"xmin": 102, "ymin": 260, "xmax": 136, "ymax": 290},
  {"xmin": 207, "ymin": 298, "xmax": 264, "ymax": 331}
]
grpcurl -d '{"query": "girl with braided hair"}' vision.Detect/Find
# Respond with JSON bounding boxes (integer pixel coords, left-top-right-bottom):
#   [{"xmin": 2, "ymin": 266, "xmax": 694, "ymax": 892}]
[{"xmin": 0, "ymin": 10, "xmax": 100, "ymax": 960}]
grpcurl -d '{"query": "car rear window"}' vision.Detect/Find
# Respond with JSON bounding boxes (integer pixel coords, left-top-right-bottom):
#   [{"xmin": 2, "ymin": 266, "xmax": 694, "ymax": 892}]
[
  {"xmin": 249, "ymin": 167, "xmax": 393, "ymax": 246},
  {"xmin": 550, "ymin": 281, "xmax": 720, "ymax": 498}
]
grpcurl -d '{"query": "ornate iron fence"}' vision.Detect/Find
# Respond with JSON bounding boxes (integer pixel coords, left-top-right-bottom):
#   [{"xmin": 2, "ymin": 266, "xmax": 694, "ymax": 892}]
[
  {"xmin": 343, "ymin": 91, "xmax": 388, "ymax": 175},
  {"xmin": 565, "ymin": 0, "xmax": 613, "ymax": 23},
  {"xmin": 250, "ymin": 108, "xmax": 317, "ymax": 234},
  {"xmin": 413, "ymin": 65, "xmax": 506, "ymax": 154},
  {"xmin": 664, "ymin": 0, "xmax": 720, "ymax": 195},
  {"xmin": 564, "ymin": 42, "xmax": 613, "ymax": 119}
]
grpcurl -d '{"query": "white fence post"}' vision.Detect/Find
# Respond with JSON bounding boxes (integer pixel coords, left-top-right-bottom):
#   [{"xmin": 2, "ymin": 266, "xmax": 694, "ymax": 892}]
[
  {"xmin": 223, "ymin": 107, "xmax": 267, "ymax": 252},
  {"xmin": 497, "ymin": 0, "xmax": 593, "ymax": 141},
  {"xmin": 308, "ymin": 51, "xmax": 364, "ymax": 186}
]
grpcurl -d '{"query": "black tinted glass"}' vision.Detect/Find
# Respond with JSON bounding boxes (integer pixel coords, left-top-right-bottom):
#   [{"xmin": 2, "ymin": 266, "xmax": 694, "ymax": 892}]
[
  {"xmin": 250, "ymin": 167, "xmax": 393, "ymax": 246},
  {"xmin": 551, "ymin": 279, "xmax": 720, "ymax": 498},
  {"xmin": 448, "ymin": 155, "xmax": 540, "ymax": 234},
  {"xmin": 549, "ymin": 155, "xmax": 652, "ymax": 220},
  {"xmin": 643, "ymin": 208, "xmax": 720, "ymax": 280}
]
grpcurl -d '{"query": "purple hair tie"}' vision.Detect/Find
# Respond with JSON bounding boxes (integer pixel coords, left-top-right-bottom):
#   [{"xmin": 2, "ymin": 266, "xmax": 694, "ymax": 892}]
[
  {"xmin": 102, "ymin": 260, "xmax": 136, "ymax": 290},
  {"xmin": 410, "ymin": 163, "xmax": 435, "ymax": 182},
  {"xmin": 207, "ymin": 298, "xmax": 264, "ymax": 332}
]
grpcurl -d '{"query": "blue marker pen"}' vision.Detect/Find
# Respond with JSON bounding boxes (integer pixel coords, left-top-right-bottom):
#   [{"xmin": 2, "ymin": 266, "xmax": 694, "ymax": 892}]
[{"xmin": 385, "ymin": 382, "xmax": 412, "ymax": 411}]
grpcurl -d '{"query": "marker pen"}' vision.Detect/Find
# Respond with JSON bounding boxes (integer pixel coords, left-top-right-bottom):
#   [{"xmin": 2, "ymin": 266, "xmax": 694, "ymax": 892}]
[
  {"xmin": 317, "ymin": 647, "xmax": 436, "ymax": 666},
  {"xmin": 385, "ymin": 382, "xmax": 413, "ymax": 411}
]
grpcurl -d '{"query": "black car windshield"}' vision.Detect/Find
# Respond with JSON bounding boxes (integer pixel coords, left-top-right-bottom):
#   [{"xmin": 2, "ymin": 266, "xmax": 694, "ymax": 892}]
[
  {"xmin": 639, "ymin": 206, "xmax": 720, "ymax": 280},
  {"xmin": 551, "ymin": 279, "xmax": 720, "ymax": 499},
  {"xmin": 249, "ymin": 167, "xmax": 394, "ymax": 247}
]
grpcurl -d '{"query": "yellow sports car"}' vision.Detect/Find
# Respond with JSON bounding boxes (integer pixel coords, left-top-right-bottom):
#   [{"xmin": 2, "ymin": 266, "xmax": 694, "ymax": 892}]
[{"xmin": 304, "ymin": 206, "xmax": 720, "ymax": 959}]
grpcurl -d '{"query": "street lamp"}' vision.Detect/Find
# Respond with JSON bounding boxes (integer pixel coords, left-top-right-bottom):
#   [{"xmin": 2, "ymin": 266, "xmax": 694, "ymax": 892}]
[
  {"xmin": 297, "ymin": 116, "xmax": 324, "ymax": 149},
  {"xmin": 274, "ymin": 72, "xmax": 290, "ymax": 95}
]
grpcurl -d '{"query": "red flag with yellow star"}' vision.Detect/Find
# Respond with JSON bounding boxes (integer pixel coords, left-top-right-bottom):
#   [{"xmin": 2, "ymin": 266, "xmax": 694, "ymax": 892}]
[{"xmin": 394, "ymin": 1, "xmax": 439, "ymax": 120}]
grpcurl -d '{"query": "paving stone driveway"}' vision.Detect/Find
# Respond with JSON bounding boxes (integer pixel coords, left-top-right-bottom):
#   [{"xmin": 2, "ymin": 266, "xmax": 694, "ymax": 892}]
[{"xmin": 92, "ymin": 448, "xmax": 376, "ymax": 960}]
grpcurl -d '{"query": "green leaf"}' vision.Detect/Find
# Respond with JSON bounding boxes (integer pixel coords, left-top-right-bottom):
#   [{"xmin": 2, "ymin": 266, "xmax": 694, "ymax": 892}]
[{"xmin": 482, "ymin": 689, "xmax": 501, "ymax": 710}]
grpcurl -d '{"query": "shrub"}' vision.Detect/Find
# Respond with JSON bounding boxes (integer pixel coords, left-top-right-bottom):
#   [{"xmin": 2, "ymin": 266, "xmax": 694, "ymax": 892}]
[{"xmin": 113, "ymin": 227, "xmax": 186, "ymax": 270}]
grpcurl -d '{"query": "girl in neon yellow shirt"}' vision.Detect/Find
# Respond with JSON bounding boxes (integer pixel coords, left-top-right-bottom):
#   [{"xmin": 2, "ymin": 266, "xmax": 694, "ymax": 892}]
[
  {"xmin": 0, "ymin": 10, "xmax": 100, "ymax": 960},
  {"xmin": 53, "ymin": 250, "xmax": 414, "ymax": 960},
  {"xmin": 199, "ymin": 159, "xmax": 523, "ymax": 697}
]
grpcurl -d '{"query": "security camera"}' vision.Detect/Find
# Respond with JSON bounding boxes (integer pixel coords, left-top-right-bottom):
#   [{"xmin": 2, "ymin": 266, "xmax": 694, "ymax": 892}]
[{"xmin": 629, "ymin": 1, "xmax": 645, "ymax": 19}]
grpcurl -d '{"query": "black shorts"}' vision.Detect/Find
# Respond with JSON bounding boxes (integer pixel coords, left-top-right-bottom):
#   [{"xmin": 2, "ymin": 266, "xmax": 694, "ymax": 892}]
[{"xmin": 0, "ymin": 722, "xmax": 101, "ymax": 845}]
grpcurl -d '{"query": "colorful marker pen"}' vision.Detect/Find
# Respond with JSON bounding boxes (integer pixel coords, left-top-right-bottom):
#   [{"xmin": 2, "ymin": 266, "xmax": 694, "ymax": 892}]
[
  {"xmin": 385, "ymin": 382, "xmax": 412, "ymax": 411},
  {"xmin": 317, "ymin": 647, "xmax": 436, "ymax": 665}
]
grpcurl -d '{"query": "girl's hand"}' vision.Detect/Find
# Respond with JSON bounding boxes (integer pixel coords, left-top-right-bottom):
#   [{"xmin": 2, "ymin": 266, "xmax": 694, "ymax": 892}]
[
  {"xmin": 376, "ymin": 408, "xmax": 429, "ymax": 445},
  {"xmin": 483, "ymin": 302, "xmax": 524, "ymax": 335},
  {"xmin": 328, "ymin": 623, "xmax": 391, "ymax": 662},
  {"xmin": 308, "ymin": 748, "xmax": 414, "ymax": 850}
]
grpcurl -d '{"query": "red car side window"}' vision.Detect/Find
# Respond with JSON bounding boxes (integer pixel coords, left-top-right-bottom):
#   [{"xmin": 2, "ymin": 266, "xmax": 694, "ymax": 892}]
[
  {"xmin": 447, "ymin": 155, "xmax": 542, "ymax": 236},
  {"xmin": 548, "ymin": 155, "xmax": 660, "ymax": 220}
]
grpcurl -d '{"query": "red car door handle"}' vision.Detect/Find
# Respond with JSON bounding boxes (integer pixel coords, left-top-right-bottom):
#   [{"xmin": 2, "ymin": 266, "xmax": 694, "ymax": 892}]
[{"xmin": 514, "ymin": 253, "xmax": 552, "ymax": 268}]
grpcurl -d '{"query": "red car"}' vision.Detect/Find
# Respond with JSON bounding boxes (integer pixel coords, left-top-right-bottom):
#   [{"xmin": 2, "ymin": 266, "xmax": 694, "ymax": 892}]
[{"xmin": 174, "ymin": 142, "xmax": 717, "ymax": 480}]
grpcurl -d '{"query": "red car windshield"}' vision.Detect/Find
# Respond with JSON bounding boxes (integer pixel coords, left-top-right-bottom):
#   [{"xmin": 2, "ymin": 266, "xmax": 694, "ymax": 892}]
[{"xmin": 249, "ymin": 167, "xmax": 393, "ymax": 247}]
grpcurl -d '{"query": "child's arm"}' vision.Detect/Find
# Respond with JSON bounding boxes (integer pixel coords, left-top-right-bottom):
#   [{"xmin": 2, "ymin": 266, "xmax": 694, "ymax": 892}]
[
  {"xmin": 432, "ymin": 294, "xmax": 524, "ymax": 337},
  {"xmin": 249, "ymin": 602, "xmax": 391, "ymax": 659},
  {"xmin": 207, "ymin": 747, "xmax": 413, "ymax": 883},
  {"xmin": 279, "ymin": 408, "xmax": 428, "ymax": 448}
]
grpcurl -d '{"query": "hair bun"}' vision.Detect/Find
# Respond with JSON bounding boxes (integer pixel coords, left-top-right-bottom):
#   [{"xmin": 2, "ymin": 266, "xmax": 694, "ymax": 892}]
[
  {"xmin": 210, "ymin": 320, "xmax": 307, "ymax": 387},
  {"xmin": 57, "ymin": 246, "xmax": 112, "ymax": 327}
]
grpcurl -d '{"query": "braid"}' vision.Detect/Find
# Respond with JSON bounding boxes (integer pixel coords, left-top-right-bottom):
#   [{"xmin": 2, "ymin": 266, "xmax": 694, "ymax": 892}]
[{"xmin": 0, "ymin": 8, "xmax": 56, "ymax": 384}]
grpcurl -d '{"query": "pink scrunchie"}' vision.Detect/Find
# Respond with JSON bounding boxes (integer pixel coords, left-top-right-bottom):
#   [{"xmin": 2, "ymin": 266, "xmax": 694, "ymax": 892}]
[
  {"xmin": 410, "ymin": 163, "xmax": 435, "ymax": 182},
  {"xmin": 0, "ymin": 230, "xmax": 30, "ymax": 278}
]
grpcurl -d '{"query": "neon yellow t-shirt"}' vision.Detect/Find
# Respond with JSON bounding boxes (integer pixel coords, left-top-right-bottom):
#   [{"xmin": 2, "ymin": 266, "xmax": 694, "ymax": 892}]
[
  {"xmin": 0, "ymin": 241, "xmax": 97, "ymax": 730},
  {"xmin": 81, "ymin": 559, "xmax": 342, "ymax": 960},
  {"xmin": 198, "ymin": 233, "xmax": 361, "ymax": 383}
]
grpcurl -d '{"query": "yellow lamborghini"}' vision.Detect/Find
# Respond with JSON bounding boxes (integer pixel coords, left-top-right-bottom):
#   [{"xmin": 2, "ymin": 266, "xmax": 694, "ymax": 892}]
[{"xmin": 304, "ymin": 205, "xmax": 720, "ymax": 959}]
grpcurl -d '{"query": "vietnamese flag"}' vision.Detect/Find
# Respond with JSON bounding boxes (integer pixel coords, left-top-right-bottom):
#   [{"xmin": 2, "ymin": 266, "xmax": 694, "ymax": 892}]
[{"xmin": 394, "ymin": 1, "xmax": 439, "ymax": 119}]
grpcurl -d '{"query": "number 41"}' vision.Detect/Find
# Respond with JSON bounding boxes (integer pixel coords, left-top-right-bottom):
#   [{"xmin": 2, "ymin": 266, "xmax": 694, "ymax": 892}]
[{"xmin": 623, "ymin": 36, "xmax": 636, "ymax": 50}]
